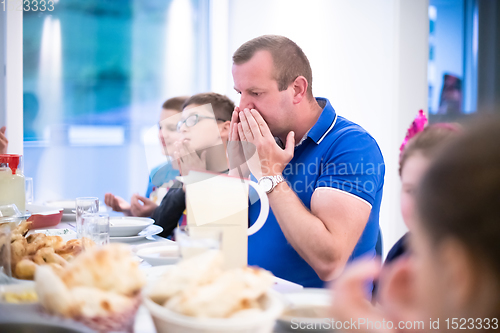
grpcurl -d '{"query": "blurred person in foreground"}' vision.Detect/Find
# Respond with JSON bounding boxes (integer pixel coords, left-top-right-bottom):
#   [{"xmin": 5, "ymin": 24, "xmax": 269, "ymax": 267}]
[
  {"xmin": 331, "ymin": 116, "xmax": 500, "ymax": 332},
  {"xmin": 373, "ymin": 111, "xmax": 460, "ymax": 301},
  {"xmin": 145, "ymin": 93, "xmax": 234, "ymax": 237},
  {"xmin": 104, "ymin": 96, "xmax": 187, "ymax": 216},
  {"xmin": 229, "ymin": 35, "xmax": 384, "ymax": 287}
]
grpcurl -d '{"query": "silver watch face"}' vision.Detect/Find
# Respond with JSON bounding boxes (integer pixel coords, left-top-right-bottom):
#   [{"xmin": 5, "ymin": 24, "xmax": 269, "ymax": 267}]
[{"xmin": 258, "ymin": 177, "xmax": 274, "ymax": 193}]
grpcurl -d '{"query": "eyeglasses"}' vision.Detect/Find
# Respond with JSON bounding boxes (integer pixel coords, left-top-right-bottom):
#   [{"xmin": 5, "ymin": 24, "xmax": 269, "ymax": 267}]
[{"xmin": 177, "ymin": 114, "xmax": 227, "ymax": 132}]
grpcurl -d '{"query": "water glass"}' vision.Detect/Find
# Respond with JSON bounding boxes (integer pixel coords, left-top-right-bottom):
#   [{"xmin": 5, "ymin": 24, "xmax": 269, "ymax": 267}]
[
  {"xmin": 0, "ymin": 222, "xmax": 12, "ymax": 281},
  {"xmin": 0, "ymin": 204, "xmax": 25, "ymax": 282},
  {"xmin": 76, "ymin": 197, "xmax": 99, "ymax": 238},
  {"xmin": 174, "ymin": 225, "xmax": 222, "ymax": 260},
  {"xmin": 81, "ymin": 213, "xmax": 109, "ymax": 249},
  {"xmin": 25, "ymin": 177, "xmax": 33, "ymax": 205}
]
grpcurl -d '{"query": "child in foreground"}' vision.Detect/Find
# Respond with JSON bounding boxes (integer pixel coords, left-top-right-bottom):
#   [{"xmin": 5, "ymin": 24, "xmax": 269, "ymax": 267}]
[{"xmin": 331, "ymin": 116, "xmax": 500, "ymax": 332}]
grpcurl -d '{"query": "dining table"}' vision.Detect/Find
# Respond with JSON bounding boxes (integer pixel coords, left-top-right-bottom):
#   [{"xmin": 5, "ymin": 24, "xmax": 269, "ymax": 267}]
[{"xmin": 24, "ymin": 214, "xmax": 306, "ymax": 333}]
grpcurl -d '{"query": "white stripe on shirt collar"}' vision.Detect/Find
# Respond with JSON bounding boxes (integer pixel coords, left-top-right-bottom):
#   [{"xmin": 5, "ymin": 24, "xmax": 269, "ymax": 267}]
[{"xmin": 317, "ymin": 113, "xmax": 338, "ymax": 144}]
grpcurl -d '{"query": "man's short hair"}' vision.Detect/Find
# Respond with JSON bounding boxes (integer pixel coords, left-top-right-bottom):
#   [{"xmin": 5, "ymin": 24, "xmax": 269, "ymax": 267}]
[
  {"xmin": 233, "ymin": 35, "xmax": 313, "ymax": 99},
  {"xmin": 162, "ymin": 96, "xmax": 189, "ymax": 111},
  {"xmin": 182, "ymin": 93, "xmax": 235, "ymax": 122}
]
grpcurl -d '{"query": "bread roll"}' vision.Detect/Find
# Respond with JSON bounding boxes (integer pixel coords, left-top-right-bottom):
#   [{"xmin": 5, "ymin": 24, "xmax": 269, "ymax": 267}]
[
  {"xmin": 148, "ymin": 250, "xmax": 223, "ymax": 304},
  {"xmin": 61, "ymin": 244, "xmax": 145, "ymax": 296}
]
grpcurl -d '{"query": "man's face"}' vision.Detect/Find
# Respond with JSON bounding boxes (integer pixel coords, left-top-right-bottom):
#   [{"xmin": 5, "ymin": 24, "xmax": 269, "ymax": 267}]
[
  {"xmin": 232, "ymin": 50, "xmax": 294, "ymax": 138},
  {"xmin": 158, "ymin": 109, "xmax": 182, "ymax": 156},
  {"xmin": 178, "ymin": 103, "xmax": 223, "ymax": 152}
]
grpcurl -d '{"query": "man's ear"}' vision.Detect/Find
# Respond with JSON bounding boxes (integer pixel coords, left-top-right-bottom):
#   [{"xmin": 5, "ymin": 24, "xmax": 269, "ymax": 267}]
[
  {"xmin": 438, "ymin": 238, "xmax": 476, "ymax": 309},
  {"xmin": 219, "ymin": 121, "xmax": 231, "ymax": 141},
  {"xmin": 292, "ymin": 76, "xmax": 308, "ymax": 104}
]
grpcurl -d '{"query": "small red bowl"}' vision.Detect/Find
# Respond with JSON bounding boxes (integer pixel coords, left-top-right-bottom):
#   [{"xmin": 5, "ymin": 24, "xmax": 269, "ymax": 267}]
[{"xmin": 27, "ymin": 204, "xmax": 64, "ymax": 229}]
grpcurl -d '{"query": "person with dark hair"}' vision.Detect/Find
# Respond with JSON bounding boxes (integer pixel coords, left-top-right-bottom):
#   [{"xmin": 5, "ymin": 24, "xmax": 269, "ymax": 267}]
[
  {"xmin": 104, "ymin": 96, "xmax": 188, "ymax": 216},
  {"xmin": 229, "ymin": 35, "xmax": 385, "ymax": 287},
  {"xmin": 146, "ymin": 93, "xmax": 234, "ymax": 237},
  {"xmin": 386, "ymin": 114, "xmax": 461, "ymax": 264},
  {"xmin": 162, "ymin": 96, "xmax": 189, "ymax": 112},
  {"xmin": 181, "ymin": 93, "xmax": 234, "ymax": 122},
  {"xmin": 331, "ymin": 116, "xmax": 500, "ymax": 331},
  {"xmin": 374, "ymin": 112, "xmax": 460, "ymax": 302}
]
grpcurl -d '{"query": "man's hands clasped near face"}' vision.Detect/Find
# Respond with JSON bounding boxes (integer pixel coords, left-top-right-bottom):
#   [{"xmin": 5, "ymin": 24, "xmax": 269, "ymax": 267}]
[{"xmin": 228, "ymin": 106, "xmax": 295, "ymax": 180}]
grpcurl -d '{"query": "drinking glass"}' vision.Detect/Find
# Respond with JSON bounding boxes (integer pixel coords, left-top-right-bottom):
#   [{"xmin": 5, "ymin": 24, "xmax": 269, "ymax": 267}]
[
  {"xmin": 25, "ymin": 177, "xmax": 33, "ymax": 205},
  {"xmin": 81, "ymin": 213, "xmax": 109, "ymax": 249},
  {"xmin": 76, "ymin": 197, "xmax": 99, "ymax": 238},
  {"xmin": 0, "ymin": 222, "xmax": 12, "ymax": 281},
  {"xmin": 174, "ymin": 225, "xmax": 222, "ymax": 260},
  {"xmin": 0, "ymin": 204, "xmax": 25, "ymax": 282}
]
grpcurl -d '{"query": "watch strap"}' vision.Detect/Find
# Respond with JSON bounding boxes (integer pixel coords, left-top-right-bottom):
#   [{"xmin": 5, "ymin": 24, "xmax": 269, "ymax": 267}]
[
  {"xmin": 273, "ymin": 174, "xmax": 285, "ymax": 187},
  {"xmin": 268, "ymin": 174, "xmax": 284, "ymax": 193}
]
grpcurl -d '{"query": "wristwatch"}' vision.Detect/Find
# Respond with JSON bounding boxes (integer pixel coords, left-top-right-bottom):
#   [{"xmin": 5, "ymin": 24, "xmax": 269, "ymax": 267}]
[{"xmin": 258, "ymin": 174, "xmax": 285, "ymax": 194}]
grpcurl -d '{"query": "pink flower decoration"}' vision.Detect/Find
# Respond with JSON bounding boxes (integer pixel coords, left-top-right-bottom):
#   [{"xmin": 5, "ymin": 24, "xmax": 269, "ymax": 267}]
[{"xmin": 399, "ymin": 110, "xmax": 428, "ymax": 154}]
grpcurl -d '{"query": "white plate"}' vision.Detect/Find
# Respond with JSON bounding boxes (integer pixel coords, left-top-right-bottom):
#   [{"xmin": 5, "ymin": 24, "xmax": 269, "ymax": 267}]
[
  {"xmin": 276, "ymin": 288, "xmax": 333, "ymax": 332},
  {"xmin": 45, "ymin": 200, "xmax": 75, "ymax": 214},
  {"xmin": 61, "ymin": 213, "xmax": 76, "ymax": 222},
  {"xmin": 141, "ymin": 265, "xmax": 173, "ymax": 282},
  {"xmin": 133, "ymin": 241, "xmax": 179, "ymax": 266},
  {"xmin": 109, "ymin": 217, "xmax": 155, "ymax": 237},
  {"xmin": 110, "ymin": 225, "xmax": 163, "ymax": 243},
  {"xmin": 26, "ymin": 204, "xmax": 62, "ymax": 216}
]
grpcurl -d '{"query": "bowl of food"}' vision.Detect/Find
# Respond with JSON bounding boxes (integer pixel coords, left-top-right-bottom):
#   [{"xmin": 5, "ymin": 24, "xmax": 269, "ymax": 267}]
[
  {"xmin": 133, "ymin": 242, "xmax": 179, "ymax": 266},
  {"xmin": 144, "ymin": 290, "xmax": 283, "ymax": 333},
  {"xmin": 143, "ymin": 250, "xmax": 285, "ymax": 333},
  {"xmin": 109, "ymin": 217, "xmax": 155, "ymax": 237},
  {"xmin": 0, "ymin": 281, "xmax": 38, "ymax": 304},
  {"xmin": 276, "ymin": 288, "xmax": 333, "ymax": 332},
  {"xmin": 0, "ymin": 283, "xmax": 93, "ymax": 333},
  {"xmin": 0, "ymin": 281, "xmax": 40, "ymax": 317}
]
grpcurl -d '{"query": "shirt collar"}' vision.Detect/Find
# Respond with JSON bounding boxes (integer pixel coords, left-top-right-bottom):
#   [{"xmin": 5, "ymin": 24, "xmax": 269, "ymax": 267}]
[
  {"xmin": 307, "ymin": 97, "xmax": 338, "ymax": 144},
  {"xmin": 275, "ymin": 98, "xmax": 337, "ymax": 148}
]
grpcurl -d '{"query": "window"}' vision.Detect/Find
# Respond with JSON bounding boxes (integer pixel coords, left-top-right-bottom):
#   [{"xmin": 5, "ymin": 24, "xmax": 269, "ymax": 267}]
[
  {"xmin": 428, "ymin": 0, "xmax": 478, "ymax": 121},
  {"xmin": 23, "ymin": 0, "xmax": 210, "ymax": 203}
]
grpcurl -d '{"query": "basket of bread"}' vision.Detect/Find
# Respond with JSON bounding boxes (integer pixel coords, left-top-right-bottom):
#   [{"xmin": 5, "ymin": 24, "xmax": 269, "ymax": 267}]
[
  {"xmin": 144, "ymin": 250, "xmax": 284, "ymax": 333},
  {"xmin": 35, "ymin": 243, "xmax": 146, "ymax": 332}
]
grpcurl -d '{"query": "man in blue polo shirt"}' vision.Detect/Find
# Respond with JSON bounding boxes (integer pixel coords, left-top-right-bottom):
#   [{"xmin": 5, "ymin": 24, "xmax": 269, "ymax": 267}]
[{"xmin": 228, "ymin": 35, "xmax": 385, "ymax": 288}]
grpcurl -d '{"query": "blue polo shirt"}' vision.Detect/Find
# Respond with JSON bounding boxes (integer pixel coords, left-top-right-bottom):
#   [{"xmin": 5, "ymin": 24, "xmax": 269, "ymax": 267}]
[
  {"xmin": 248, "ymin": 97, "xmax": 385, "ymax": 288},
  {"xmin": 145, "ymin": 161, "xmax": 179, "ymax": 198}
]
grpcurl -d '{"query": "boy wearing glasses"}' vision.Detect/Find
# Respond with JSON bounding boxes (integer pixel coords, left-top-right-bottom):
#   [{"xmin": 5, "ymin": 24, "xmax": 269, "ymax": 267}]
[{"xmin": 149, "ymin": 93, "xmax": 234, "ymax": 237}]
